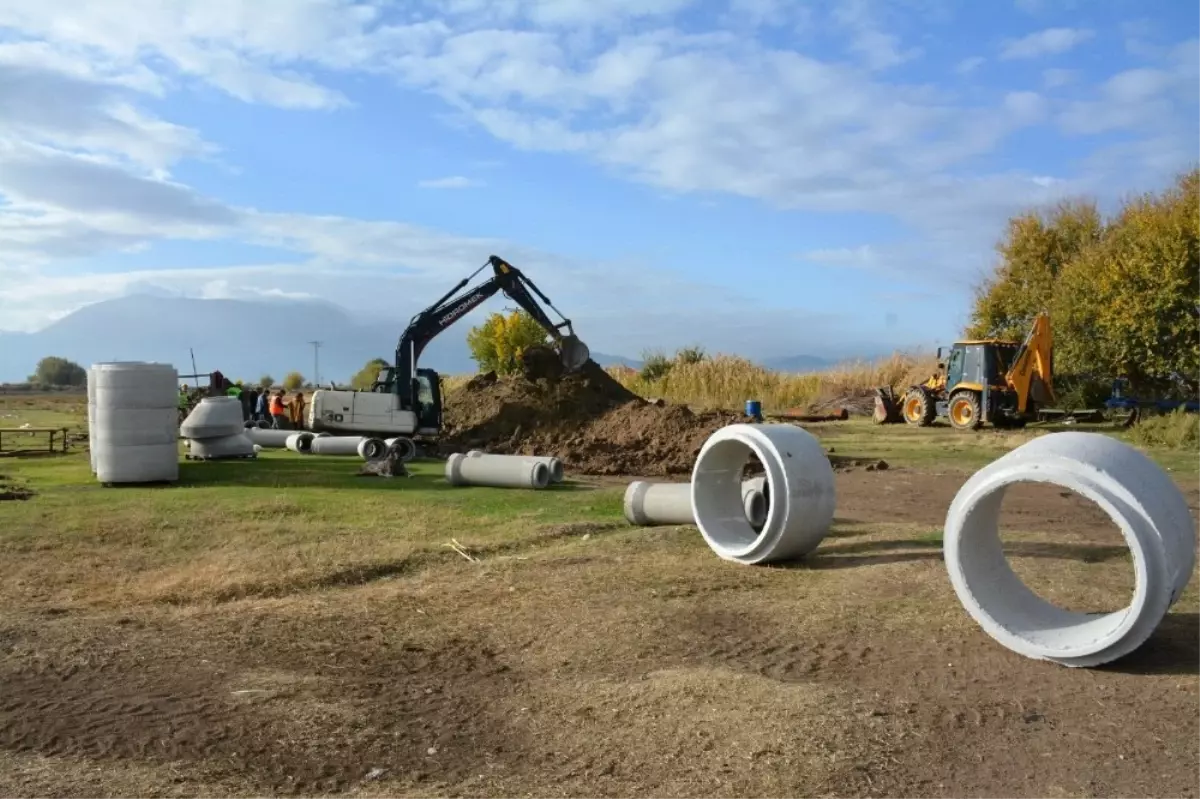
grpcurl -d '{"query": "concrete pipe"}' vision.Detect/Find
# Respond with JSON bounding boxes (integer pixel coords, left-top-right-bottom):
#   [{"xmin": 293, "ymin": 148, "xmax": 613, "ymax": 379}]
[
  {"xmin": 245, "ymin": 428, "xmax": 296, "ymax": 448},
  {"xmin": 285, "ymin": 432, "xmax": 315, "ymax": 454},
  {"xmin": 256, "ymin": 419, "xmax": 272, "ymax": 429},
  {"xmin": 742, "ymin": 477, "xmax": 768, "ymax": 530},
  {"xmin": 384, "ymin": 437, "xmax": 419, "ymax": 463},
  {"xmin": 445, "ymin": 452, "xmax": 550, "ymax": 489},
  {"xmin": 944, "ymin": 431, "xmax": 1197, "ymax": 668},
  {"xmin": 466, "ymin": 450, "xmax": 565, "ymax": 483},
  {"xmin": 624, "ymin": 478, "xmax": 769, "ymax": 528},
  {"xmin": 691, "ymin": 423, "xmax": 836, "ymax": 565},
  {"xmin": 624, "ymin": 481, "xmax": 693, "ymax": 525},
  {"xmin": 309, "ymin": 435, "xmax": 384, "ymax": 459}
]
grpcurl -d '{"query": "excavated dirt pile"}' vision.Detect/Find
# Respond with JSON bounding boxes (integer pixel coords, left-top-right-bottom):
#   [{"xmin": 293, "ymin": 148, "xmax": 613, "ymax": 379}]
[{"xmin": 440, "ymin": 354, "xmax": 743, "ymax": 477}]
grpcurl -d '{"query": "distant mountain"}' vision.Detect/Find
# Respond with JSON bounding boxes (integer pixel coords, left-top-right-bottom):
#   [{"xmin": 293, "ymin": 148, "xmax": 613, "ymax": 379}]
[
  {"xmin": 0, "ymin": 294, "xmax": 639, "ymax": 384},
  {"xmin": 759, "ymin": 354, "xmax": 835, "ymax": 373}
]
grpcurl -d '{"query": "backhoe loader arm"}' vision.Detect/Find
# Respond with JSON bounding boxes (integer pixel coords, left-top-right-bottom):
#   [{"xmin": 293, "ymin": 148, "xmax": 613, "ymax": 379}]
[
  {"xmin": 391, "ymin": 255, "xmax": 584, "ymax": 404},
  {"xmin": 1005, "ymin": 312, "xmax": 1055, "ymax": 412}
]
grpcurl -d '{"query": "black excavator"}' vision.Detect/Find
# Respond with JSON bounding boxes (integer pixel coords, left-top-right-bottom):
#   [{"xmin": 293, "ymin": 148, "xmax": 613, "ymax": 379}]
[{"xmin": 308, "ymin": 255, "xmax": 590, "ymax": 438}]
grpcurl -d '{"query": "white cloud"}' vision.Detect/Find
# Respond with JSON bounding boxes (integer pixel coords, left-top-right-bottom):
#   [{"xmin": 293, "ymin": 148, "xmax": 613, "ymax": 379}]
[
  {"xmin": 1041, "ymin": 67, "xmax": 1078, "ymax": 88},
  {"xmin": 1000, "ymin": 27, "xmax": 1094, "ymax": 60},
  {"xmin": 955, "ymin": 56, "xmax": 985, "ymax": 74},
  {"xmin": 0, "ymin": 0, "xmax": 1194, "ymax": 356},
  {"xmin": 416, "ymin": 175, "xmax": 484, "ymax": 189}
]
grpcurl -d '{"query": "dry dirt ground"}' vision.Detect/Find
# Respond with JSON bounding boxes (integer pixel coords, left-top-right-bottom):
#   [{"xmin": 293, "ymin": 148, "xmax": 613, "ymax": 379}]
[{"xmin": 1, "ymin": 463, "xmax": 1197, "ymax": 798}]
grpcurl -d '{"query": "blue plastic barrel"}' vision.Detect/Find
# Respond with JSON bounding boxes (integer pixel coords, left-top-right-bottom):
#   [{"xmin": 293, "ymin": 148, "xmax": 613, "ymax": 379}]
[{"xmin": 745, "ymin": 400, "xmax": 763, "ymax": 421}]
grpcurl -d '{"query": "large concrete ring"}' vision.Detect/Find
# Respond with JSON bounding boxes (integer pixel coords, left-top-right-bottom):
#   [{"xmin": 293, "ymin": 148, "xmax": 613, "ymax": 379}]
[
  {"xmin": 943, "ymin": 432, "xmax": 1196, "ymax": 667},
  {"xmin": 690, "ymin": 423, "xmax": 836, "ymax": 564}
]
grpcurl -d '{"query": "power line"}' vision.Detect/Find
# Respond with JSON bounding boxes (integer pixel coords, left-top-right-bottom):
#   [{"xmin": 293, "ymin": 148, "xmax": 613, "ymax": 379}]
[{"xmin": 308, "ymin": 340, "xmax": 323, "ymax": 386}]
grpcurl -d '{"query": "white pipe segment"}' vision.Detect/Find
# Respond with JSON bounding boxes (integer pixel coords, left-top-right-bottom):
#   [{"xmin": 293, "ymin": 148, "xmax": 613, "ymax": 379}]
[
  {"xmin": 466, "ymin": 450, "xmax": 565, "ymax": 483},
  {"xmin": 357, "ymin": 438, "xmax": 388, "ymax": 460},
  {"xmin": 307, "ymin": 435, "xmax": 385, "ymax": 459},
  {"xmin": 446, "ymin": 452, "xmax": 550, "ymax": 489},
  {"xmin": 944, "ymin": 432, "xmax": 1197, "ymax": 668},
  {"xmin": 624, "ymin": 478, "xmax": 771, "ymax": 528},
  {"xmin": 245, "ymin": 428, "xmax": 296, "ymax": 448},
  {"xmin": 285, "ymin": 432, "xmax": 315, "ymax": 454},
  {"xmin": 624, "ymin": 481, "xmax": 693, "ymax": 525},
  {"xmin": 691, "ymin": 423, "xmax": 836, "ymax": 565},
  {"xmin": 383, "ymin": 437, "xmax": 418, "ymax": 463}
]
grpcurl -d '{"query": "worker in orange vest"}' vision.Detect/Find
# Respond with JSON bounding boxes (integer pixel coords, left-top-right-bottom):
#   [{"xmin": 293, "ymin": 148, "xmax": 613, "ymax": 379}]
[{"xmin": 268, "ymin": 389, "xmax": 288, "ymax": 429}]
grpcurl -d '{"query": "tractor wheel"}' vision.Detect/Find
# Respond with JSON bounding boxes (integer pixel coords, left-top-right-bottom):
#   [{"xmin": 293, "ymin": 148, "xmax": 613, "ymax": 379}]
[
  {"xmin": 901, "ymin": 387, "xmax": 936, "ymax": 427},
  {"xmin": 948, "ymin": 390, "xmax": 983, "ymax": 431}
]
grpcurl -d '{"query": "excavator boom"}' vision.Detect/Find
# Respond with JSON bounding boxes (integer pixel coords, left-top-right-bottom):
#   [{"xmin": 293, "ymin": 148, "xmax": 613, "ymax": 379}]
[{"xmin": 1005, "ymin": 312, "xmax": 1054, "ymax": 412}]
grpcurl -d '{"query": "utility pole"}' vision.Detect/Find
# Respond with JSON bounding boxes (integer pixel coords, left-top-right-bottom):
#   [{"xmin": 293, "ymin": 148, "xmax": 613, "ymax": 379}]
[{"xmin": 308, "ymin": 340, "xmax": 323, "ymax": 386}]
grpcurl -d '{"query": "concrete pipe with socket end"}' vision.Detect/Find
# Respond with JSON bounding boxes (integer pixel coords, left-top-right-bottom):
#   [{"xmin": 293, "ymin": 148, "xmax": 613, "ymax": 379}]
[
  {"xmin": 445, "ymin": 452, "xmax": 550, "ymax": 489},
  {"xmin": 466, "ymin": 450, "xmax": 565, "ymax": 483},
  {"xmin": 285, "ymin": 432, "xmax": 315, "ymax": 454},
  {"xmin": 384, "ymin": 437, "xmax": 418, "ymax": 463},
  {"xmin": 624, "ymin": 478, "xmax": 770, "ymax": 528},
  {"xmin": 691, "ymin": 423, "xmax": 836, "ymax": 564},
  {"xmin": 944, "ymin": 431, "xmax": 1197, "ymax": 668},
  {"xmin": 309, "ymin": 435, "xmax": 385, "ymax": 459}
]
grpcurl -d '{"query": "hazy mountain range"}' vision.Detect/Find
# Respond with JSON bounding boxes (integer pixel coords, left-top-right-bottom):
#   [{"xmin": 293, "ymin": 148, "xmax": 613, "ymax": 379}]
[{"xmin": 0, "ymin": 294, "xmax": 837, "ymax": 384}]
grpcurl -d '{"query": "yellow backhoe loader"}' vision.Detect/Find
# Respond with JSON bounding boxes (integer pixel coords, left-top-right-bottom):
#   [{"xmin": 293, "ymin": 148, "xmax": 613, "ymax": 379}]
[{"xmin": 875, "ymin": 313, "xmax": 1055, "ymax": 431}]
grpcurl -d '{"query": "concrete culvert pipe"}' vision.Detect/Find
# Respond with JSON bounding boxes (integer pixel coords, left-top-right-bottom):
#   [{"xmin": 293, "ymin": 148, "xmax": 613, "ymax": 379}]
[
  {"xmin": 944, "ymin": 431, "xmax": 1198, "ymax": 668},
  {"xmin": 624, "ymin": 481, "xmax": 693, "ymax": 525},
  {"xmin": 285, "ymin": 432, "xmax": 315, "ymax": 454},
  {"xmin": 308, "ymin": 435, "xmax": 384, "ymax": 459},
  {"xmin": 384, "ymin": 437, "xmax": 418, "ymax": 463},
  {"xmin": 741, "ymin": 477, "xmax": 768, "ymax": 530},
  {"xmin": 691, "ymin": 423, "xmax": 836, "ymax": 565},
  {"xmin": 245, "ymin": 428, "xmax": 297, "ymax": 448},
  {"xmin": 467, "ymin": 450, "xmax": 565, "ymax": 483},
  {"xmin": 446, "ymin": 452, "xmax": 550, "ymax": 489}
]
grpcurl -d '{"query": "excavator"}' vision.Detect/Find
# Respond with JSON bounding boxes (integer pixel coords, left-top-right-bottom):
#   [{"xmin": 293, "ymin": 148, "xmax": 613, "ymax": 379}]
[
  {"xmin": 875, "ymin": 312, "xmax": 1054, "ymax": 431},
  {"xmin": 308, "ymin": 255, "xmax": 590, "ymax": 442}
]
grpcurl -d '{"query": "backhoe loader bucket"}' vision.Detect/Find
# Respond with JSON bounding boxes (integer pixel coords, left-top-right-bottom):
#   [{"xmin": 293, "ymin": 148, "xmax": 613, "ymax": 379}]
[{"xmin": 558, "ymin": 335, "xmax": 590, "ymax": 370}]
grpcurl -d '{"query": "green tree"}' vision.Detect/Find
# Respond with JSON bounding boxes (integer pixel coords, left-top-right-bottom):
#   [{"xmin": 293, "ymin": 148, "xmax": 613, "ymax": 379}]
[
  {"xmin": 967, "ymin": 198, "xmax": 1104, "ymax": 342},
  {"xmin": 31, "ymin": 356, "xmax": 87, "ymax": 387},
  {"xmin": 351, "ymin": 357, "xmax": 390, "ymax": 390},
  {"xmin": 466, "ymin": 310, "xmax": 551, "ymax": 375},
  {"xmin": 282, "ymin": 371, "xmax": 305, "ymax": 391},
  {"xmin": 259, "ymin": 374, "xmax": 275, "ymax": 389}
]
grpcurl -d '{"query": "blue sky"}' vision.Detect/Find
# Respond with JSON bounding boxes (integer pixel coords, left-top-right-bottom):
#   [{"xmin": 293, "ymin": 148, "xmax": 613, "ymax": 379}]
[{"xmin": 0, "ymin": 0, "xmax": 1195, "ymax": 361}]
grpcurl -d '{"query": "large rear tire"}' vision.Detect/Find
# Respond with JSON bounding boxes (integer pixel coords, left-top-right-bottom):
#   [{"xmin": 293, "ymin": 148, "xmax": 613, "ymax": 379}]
[
  {"xmin": 948, "ymin": 390, "xmax": 983, "ymax": 431},
  {"xmin": 902, "ymin": 387, "xmax": 936, "ymax": 427}
]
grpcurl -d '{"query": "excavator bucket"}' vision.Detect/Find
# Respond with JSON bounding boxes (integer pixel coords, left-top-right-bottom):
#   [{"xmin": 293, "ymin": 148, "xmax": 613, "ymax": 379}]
[{"xmin": 558, "ymin": 335, "xmax": 590, "ymax": 370}]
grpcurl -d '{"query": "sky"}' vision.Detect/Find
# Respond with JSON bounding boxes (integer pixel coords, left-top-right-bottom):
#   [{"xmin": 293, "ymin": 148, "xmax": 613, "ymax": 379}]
[{"xmin": 0, "ymin": 0, "xmax": 1196, "ymax": 362}]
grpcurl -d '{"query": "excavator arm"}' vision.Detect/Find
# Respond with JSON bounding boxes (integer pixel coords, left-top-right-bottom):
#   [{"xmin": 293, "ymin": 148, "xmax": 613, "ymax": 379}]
[
  {"xmin": 389, "ymin": 255, "xmax": 589, "ymax": 405},
  {"xmin": 1005, "ymin": 312, "xmax": 1055, "ymax": 412}
]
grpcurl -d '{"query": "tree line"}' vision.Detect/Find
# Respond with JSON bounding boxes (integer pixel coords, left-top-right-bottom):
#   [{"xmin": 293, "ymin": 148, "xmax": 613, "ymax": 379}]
[{"xmin": 967, "ymin": 167, "xmax": 1198, "ymax": 396}]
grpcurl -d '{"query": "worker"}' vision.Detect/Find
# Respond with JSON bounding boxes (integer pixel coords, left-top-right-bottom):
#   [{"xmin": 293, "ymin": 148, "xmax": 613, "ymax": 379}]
[
  {"xmin": 268, "ymin": 389, "xmax": 288, "ymax": 429},
  {"xmin": 288, "ymin": 390, "xmax": 307, "ymax": 431},
  {"xmin": 246, "ymin": 387, "xmax": 261, "ymax": 423},
  {"xmin": 255, "ymin": 389, "xmax": 268, "ymax": 422}
]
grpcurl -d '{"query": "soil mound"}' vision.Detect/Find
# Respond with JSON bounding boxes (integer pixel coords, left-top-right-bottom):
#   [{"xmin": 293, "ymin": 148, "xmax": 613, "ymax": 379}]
[{"xmin": 440, "ymin": 360, "xmax": 743, "ymax": 476}]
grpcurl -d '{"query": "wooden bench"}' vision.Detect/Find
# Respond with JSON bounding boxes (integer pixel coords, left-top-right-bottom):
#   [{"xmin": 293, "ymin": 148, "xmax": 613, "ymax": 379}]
[{"xmin": 0, "ymin": 427, "xmax": 70, "ymax": 455}]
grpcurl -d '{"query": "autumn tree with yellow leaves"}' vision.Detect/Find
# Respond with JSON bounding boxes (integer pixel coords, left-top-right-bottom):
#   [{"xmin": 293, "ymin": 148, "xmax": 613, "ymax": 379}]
[{"xmin": 466, "ymin": 309, "xmax": 552, "ymax": 376}]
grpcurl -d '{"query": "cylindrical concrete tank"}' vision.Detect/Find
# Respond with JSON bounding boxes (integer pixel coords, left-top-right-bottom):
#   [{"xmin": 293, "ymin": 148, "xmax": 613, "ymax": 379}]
[
  {"xmin": 188, "ymin": 432, "xmax": 257, "ymax": 460},
  {"xmin": 90, "ymin": 361, "xmax": 179, "ymax": 484},
  {"xmin": 86, "ymin": 364, "xmax": 97, "ymax": 474},
  {"xmin": 466, "ymin": 450, "xmax": 565, "ymax": 483},
  {"xmin": 445, "ymin": 452, "xmax": 550, "ymax": 489}
]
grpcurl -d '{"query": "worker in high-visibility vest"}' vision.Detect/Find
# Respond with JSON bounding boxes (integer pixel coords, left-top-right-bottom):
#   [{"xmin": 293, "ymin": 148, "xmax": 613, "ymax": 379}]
[{"xmin": 268, "ymin": 389, "xmax": 288, "ymax": 429}]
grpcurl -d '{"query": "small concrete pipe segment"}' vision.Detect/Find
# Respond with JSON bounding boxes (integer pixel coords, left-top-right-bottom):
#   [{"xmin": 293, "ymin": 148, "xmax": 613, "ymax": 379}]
[
  {"xmin": 466, "ymin": 450, "xmax": 565, "ymax": 483},
  {"xmin": 307, "ymin": 435, "xmax": 387, "ymax": 460},
  {"xmin": 623, "ymin": 478, "xmax": 769, "ymax": 528},
  {"xmin": 245, "ymin": 428, "xmax": 298, "ymax": 448},
  {"xmin": 446, "ymin": 452, "xmax": 550, "ymax": 489},
  {"xmin": 944, "ymin": 431, "xmax": 1197, "ymax": 668},
  {"xmin": 285, "ymin": 432, "xmax": 315, "ymax": 454},
  {"xmin": 691, "ymin": 423, "xmax": 836, "ymax": 565}
]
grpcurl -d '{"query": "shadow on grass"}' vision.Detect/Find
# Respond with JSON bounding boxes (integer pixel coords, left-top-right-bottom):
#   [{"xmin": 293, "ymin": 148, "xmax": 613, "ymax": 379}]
[
  {"xmin": 173, "ymin": 457, "xmax": 596, "ymax": 493},
  {"xmin": 793, "ymin": 538, "xmax": 1130, "ymax": 570},
  {"xmin": 1100, "ymin": 612, "xmax": 1199, "ymax": 676}
]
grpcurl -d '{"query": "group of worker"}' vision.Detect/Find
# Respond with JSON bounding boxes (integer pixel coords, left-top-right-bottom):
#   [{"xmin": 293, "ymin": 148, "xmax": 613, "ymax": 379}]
[{"xmin": 178, "ymin": 379, "xmax": 307, "ymax": 430}]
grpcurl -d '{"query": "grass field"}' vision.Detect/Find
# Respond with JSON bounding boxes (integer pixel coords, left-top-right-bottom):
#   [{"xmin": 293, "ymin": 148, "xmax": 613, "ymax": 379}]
[{"xmin": 0, "ymin": 392, "xmax": 1197, "ymax": 797}]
